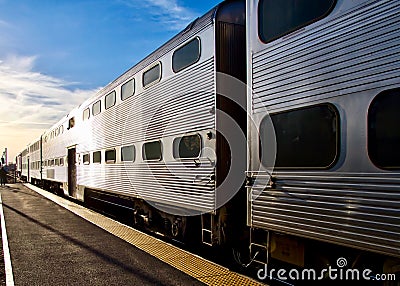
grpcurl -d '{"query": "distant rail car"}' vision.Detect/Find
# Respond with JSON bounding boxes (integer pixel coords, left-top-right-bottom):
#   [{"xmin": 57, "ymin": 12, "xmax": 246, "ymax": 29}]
[{"xmin": 17, "ymin": 0, "xmax": 400, "ymax": 281}]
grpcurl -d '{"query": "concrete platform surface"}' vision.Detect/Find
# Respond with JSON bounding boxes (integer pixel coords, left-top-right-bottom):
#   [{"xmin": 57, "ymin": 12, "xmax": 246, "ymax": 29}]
[{"xmin": 0, "ymin": 184, "xmax": 205, "ymax": 286}]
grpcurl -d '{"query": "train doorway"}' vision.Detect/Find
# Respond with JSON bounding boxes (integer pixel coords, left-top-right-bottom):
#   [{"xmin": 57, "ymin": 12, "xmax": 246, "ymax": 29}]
[
  {"xmin": 27, "ymin": 157, "xmax": 30, "ymax": 183},
  {"xmin": 67, "ymin": 147, "xmax": 77, "ymax": 197}
]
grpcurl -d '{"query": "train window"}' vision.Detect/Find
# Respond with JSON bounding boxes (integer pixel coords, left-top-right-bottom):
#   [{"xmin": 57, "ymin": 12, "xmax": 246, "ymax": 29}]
[
  {"xmin": 143, "ymin": 141, "xmax": 162, "ymax": 161},
  {"xmin": 143, "ymin": 62, "xmax": 161, "ymax": 88},
  {"xmin": 260, "ymin": 104, "xmax": 339, "ymax": 168},
  {"xmin": 368, "ymin": 88, "xmax": 400, "ymax": 169},
  {"xmin": 121, "ymin": 145, "xmax": 135, "ymax": 162},
  {"xmin": 93, "ymin": 151, "xmax": 101, "ymax": 164},
  {"xmin": 258, "ymin": 0, "xmax": 336, "ymax": 43},
  {"xmin": 83, "ymin": 154, "xmax": 90, "ymax": 165},
  {"xmin": 172, "ymin": 38, "xmax": 201, "ymax": 73},
  {"xmin": 93, "ymin": 100, "xmax": 101, "ymax": 116},
  {"xmin": 55, "ymin": 158, "xmax": 60, "ymax": 166},
  {"xmin": 60, "ymin": 157, "xmax": 64, "ymax": 166},
  {"xmin": 105, "ymin": 149, "xmax": 116, "ymax": 163},
  {"xmin": 121, "ymin": 79, "xmax": 135, "ymax": 101},
  {"xmin": 105, "ymin": 91, "xmax": 116, "ymax": 110},
  {"xmin": 83, "ymin": 108, "xmax": 90, "ymax": 121},
  {"xmin": 68, "ymin": 117, "xmax": 75, "ymax": 130},
  {"xmin": 173, "ymin": 134, "xmax": 201, "ymax": 159}
]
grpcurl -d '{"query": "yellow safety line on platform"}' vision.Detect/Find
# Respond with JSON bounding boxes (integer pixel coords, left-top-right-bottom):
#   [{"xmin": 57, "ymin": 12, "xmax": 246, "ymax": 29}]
[{"xmin": 24, "ymin": 184, "xmax": 265, "ymax": 286}]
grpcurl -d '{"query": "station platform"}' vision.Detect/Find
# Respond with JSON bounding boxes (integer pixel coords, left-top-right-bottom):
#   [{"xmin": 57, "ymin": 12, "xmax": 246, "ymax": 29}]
[{"xmin": 0, "ymin": 184, "xmax": 264, "ymax": 285}]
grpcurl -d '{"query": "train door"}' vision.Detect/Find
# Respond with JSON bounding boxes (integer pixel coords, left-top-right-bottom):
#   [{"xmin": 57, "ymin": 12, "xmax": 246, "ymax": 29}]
[
  {"xmin": 27, "ymin": 157, "xmax": 30, "ymax": 183},
  {"xmin": 67, "ymin": 147, "xmax": 77, "ymax": 197}
]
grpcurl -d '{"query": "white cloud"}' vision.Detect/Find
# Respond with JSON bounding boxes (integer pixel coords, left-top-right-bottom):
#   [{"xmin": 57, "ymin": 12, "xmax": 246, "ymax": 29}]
[
  {"xmin": 0, "ymin": 54, "xmax": 101, "ymax": 161},
  {"xmin": 1, "ymin": 54, "xmax": 36, "ymax": 72},
  {"xmin": 145, "ymin": 0, "xmax": 186, "ymax": 14},
  {"xmin": 123, "ymin": 0, "xmax": 196, "ymax": 30}
]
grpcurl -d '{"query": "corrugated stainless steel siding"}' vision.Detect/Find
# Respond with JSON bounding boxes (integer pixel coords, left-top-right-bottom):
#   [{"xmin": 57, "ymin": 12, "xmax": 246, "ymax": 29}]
[
  {"xmin": 21, "ymin": 150, "xmax": 28, "ymax": 178},
  {"xmin": 252, "ymin": 0, "xmax": 400, "ymax": 112},
  {"xmin": 77, "ymin": 160, "xmax": 215, "ymax": 212},
  {"xmin": 42, "ymin": 119, "xmax": 69, "ymax": 183},
  {"xmin": 251, "ymin": 173, "xmax": 400, "ymax": 256},
  {"xmin": 249, "ymin": 0, "xmax": 400, "ymax": 258},
  {"xmin": 77, "ymin": 57, "xmax": 216, "ymax": 212},
  {"xmin": 78, "ymin": 58, "xmax": 215, "ymax": 150}
]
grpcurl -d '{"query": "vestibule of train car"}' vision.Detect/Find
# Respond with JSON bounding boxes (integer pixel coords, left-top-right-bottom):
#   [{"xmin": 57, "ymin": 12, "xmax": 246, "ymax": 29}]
[
  {"xmin": 67, "ymin": 147, "xmax": 77, "ymax": 197},
  {"xmin": 204, "ymin": 0, "xmax": 249, "ymax": 249},
  {"xmin": 216, "ymin": 0, "xmax": 246, "ymax": 187}
]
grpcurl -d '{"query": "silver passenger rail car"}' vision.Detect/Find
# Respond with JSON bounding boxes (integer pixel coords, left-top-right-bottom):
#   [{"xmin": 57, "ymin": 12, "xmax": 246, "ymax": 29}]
[
  {"xmin": 20, "ymin": 148, "xmax": 29, "ymax": 182},
  {"xmin": 16, "ymin": 152, "xmax": 22, "ymax": 179},
  {"xmin": 247, "ymin": 0, "xmax": 400, "ymax": 273},
  {"xmin": 23, "ymin": 138, "xmax": 42, "ymax": 184},
  {"xmin": 41, "ymin": 116, "xmax": 69, "ymax": 194}
]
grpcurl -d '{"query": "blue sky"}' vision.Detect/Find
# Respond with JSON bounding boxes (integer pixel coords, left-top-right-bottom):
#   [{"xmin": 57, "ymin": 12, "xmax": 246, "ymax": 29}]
[{"xmin": 0, "ymin": 0, "xmax": 221, "ymax": 161}]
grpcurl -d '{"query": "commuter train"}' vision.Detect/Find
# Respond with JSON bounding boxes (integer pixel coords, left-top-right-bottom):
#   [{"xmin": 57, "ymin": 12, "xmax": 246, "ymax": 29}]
[{"xmin": 17, "ymin": 0, "xmax": 400, "ymax": 280}]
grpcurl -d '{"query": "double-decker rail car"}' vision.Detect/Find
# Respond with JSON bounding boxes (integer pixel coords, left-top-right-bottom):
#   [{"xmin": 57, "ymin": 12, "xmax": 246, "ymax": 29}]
[
  {"xmin": 20, "ymin": 138, "xmax": 42, "ymax": 184},
  {"xmin": 41, "ymin": 116, "xmax": 69, "ymax": 194},
  {"xmin": 247, "ymin": 0, "xmax": 400, "ymax": 274},
  {"xmin": 18, "ymin": 150, "xmax": 26, "ymax": 181},
  {"xmin": 16, "ymin": 152, "xmax": 22, "ymax": 178},
  {"xmin": 29, "ymin": 138, "xmax": 42, "ymax": 185}
]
